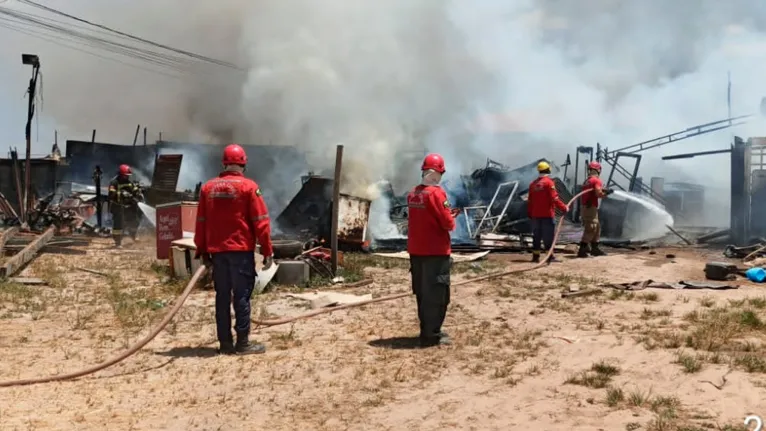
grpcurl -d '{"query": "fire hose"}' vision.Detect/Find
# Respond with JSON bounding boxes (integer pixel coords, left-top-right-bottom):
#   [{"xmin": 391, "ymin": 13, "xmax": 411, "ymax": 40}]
[
  {"xmin": 253, "ymin": 189, "xmax": 592, "ymax": 327},
  {"xmin": 0, "ymin": 190, "xmax": 589, "ymax": 388}
]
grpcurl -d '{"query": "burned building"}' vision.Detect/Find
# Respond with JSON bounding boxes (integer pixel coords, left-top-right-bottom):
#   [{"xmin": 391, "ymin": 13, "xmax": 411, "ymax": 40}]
[{"xmin": 64, "ymin": 140, "xmax": 310, "ymax": 213}]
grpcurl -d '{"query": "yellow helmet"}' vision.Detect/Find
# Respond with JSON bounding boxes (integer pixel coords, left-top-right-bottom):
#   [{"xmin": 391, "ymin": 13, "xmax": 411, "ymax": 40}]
[{"xmin": 537, "ymin": 161, "xmax": 551, "ymax": 172}]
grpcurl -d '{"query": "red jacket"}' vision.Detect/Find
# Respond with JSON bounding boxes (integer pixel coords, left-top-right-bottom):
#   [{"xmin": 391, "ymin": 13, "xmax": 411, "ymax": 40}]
[
  {"xmin": 527, "ymin": 175, "xmax": 568, "ymax": 218},
  {"xmin": 407, "ymin": 184, "xmax": 455, "ymax": 256},
  {"xmin": 581, "ymin": 176, "xmax": 603, "ymax": 208},
  {"xmin": 194, "ymin": 171, "xmax": 274, "ymax": 257}
]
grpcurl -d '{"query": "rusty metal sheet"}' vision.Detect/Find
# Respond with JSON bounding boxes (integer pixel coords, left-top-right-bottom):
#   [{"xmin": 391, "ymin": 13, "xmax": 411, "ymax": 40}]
[
  {"xmin": 337, "ymin": 194, "xmax": 371, "ymax": 243},
  {"xmin": 59, "ymin": 198, "xmax": 82, "ymax": 210},
  {"xmin": 151, "ymin": 154, "xmax": 183, "ymax": 191}
]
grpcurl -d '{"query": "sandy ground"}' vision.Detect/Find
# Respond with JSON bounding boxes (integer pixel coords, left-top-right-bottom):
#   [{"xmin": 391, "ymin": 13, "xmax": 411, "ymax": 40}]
[{"xmin": 0, "ymin": 236, "xmax": 764, "ymax": 431}]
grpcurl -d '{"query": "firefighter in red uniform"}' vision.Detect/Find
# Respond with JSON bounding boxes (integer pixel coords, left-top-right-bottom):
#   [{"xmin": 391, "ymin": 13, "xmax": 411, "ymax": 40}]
[
  {"xmin": 527, "ymin": 161, "xmax": 569, "ymax": 263},
  {"xmin": 578, "ymin": 161, "xmax": 613, "ymax": 257},
  {"xmin": 407, "ymin": 153, "xmax": 458, "ymax": 348},
  {"xmin": 194, "ymin": 144, "xmax": 274, "ymax": 355}
]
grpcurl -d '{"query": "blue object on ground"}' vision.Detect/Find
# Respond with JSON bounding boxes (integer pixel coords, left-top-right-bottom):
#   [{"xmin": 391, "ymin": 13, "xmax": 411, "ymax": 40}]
[{"xmin": 745, "ymin": 267, "xmax": 766, "ymax": 283}]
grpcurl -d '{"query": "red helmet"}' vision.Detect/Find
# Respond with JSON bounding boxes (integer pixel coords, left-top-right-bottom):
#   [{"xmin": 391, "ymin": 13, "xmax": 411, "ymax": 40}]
[
  {"xmin": 118, "ymin": 164, "xmax": 132, "ymax": 176},
  {"xmin": 421, "ymin": 153, "xmax": 446, "ymax": 174},
  {"xmin": 588, "ymin": 161, "xmax": 602, "ymax": 172},
  {"xmin": 222, "ymin": 144, "xmax": 247, "ymax": 166}
]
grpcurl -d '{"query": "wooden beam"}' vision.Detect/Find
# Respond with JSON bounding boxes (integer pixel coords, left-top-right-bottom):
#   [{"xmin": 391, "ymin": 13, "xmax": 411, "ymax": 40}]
[
  {"xmin": 561, "ymin": 288, "xmax": 602, "ymax": 299},
  {"xmin": 0, "ymin": 226, "xmax": 20, "ymax": 252},
  {"xmin": 9, "ymin": 277, "xmax": 46, "ymax": 285},
  {"xmin": 0, "ymin": 226, "xmax": 55, "ymax": 278},
  {"xmin": 330, "ymin": 145, "xmax": 344, "ymax": 276}
]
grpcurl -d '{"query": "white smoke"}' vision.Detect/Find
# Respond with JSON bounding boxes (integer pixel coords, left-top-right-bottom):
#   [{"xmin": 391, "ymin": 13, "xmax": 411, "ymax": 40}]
[{"xmin": 2, "ymin": 0, "xmax": 766, "ymax": 230}]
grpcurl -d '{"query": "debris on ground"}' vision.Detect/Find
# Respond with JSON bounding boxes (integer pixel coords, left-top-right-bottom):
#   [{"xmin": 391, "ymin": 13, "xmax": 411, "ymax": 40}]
[
  {"xmin": 285, "ymin": 291, "xmax": 374, "ymax": 309},
  {"xmin": 372, "ymin": 250, "xmax": 490, "ymax": 262},
  {"xmin": 603, "ymin": 279, "xmax": 739, "ymax": 290}
]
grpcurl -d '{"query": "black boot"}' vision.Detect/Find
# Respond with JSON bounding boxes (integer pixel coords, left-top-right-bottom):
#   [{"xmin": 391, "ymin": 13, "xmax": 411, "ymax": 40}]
[
  {"xmin": 531, "ymin": 252, "xmax": 540, "ymax": 263},
  {"xmin": 577, "ymin": 242, "xmax": 590, "ymax": 258},
  {"xmin": 438, "ymin": 332, "xmax": 452, "ymax": 345},
  {"xmin": 545, "ymin": 254, "xmax": 558, "ymax": 264},
  {"xmin": 590, "ymin": 242, "xmax": 607, "ymax": 256},
  {"xmin": 235, "ymin": 333, "xmax": 266, "ymax": 355},
  {"xmin": 113, "ymin": 235, "xmax": 122, "ymax": 248},
  {"xmin": 420, "ymin": 332, "xmax": 452, "ymax": 348},
  {"xmin": 218, "ymin": 341, "xmax": 236, "ymax": 355}
]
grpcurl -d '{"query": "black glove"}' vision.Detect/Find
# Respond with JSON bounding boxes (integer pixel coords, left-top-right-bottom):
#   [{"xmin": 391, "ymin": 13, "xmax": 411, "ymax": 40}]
[
  {"xmin": 262, "ymin": 255, "xmax": 274, "ymax": 270},
  {"xmin": 195, "ymin": 251, "xmax": 212, "ymax": 266},
  {"xmin": 603, "ymin": 188, "xmax": 615, "ymax": 196}
]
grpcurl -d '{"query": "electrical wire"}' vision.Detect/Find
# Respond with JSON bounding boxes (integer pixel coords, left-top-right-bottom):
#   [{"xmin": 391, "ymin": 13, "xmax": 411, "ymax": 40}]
[
  {"xmin": 0, "ymin": 19, "xmax": 186, "ymax": 79},
  {"xmin": 0, "ymin": 3, "xmax": 242, "ymax": 77},
  {"xmin": 0, "ymin": 9, "xmax": 201, "ymax": 71},
  {"xmin": 16, "ymin": 0, "xmax": 242, "ymax": 70}
]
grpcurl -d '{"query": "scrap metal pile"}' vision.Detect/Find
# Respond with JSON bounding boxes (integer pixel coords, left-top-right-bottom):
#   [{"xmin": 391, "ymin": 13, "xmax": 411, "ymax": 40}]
[
  {"xmin": 269, "ymin": 158, "xmax": 588, "ymax": 256},
  {"xmin": 373, "ymin": 157, "xmax": 583, "ymax": 252}
]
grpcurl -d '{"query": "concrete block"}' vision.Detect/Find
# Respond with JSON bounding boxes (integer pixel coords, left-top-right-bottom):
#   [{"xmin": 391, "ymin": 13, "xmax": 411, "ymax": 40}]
[
  {"xmin": 171, "ymin": 246, "xmax": 190, "ymax": 277},
  {"xmin": 275, "ymin": 260, "xmax": 310, "ymax": 286}
]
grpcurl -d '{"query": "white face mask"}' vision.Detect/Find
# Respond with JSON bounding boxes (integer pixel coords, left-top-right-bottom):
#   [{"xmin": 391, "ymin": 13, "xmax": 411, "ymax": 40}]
[
  {"xmin": 421, "ymin": 169, "xmax": 442, "ymax": 185},
  {"xmin": 224, "ymin": 164, "xmax": 245, "ymax": 173}
]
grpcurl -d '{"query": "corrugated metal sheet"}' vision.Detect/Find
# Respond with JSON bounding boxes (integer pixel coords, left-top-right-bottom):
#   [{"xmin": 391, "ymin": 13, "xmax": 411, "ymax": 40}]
[
  {"xmin": 151, "ymin": 154, "xmax": 183, "ymax": 191},
  {"xmin": 337, "ymin": 194, "xmax": 371, "ymax": 243},
  {"xmin": 65, "ymin": 140, "xmax": 155, "ymax": 186},
  {"xmin": 64, "ymin": 140, "xmax": 309, "ymax": 212}
]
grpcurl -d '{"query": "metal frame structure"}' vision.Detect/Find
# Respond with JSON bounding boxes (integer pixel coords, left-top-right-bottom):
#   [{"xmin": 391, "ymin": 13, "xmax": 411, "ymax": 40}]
[
  {"xmin": 591, "ymin": 114, "xmax": 757, "ymax": 206},
  {"xmin": 661, "ymin": 136, "xmax": 766, "ymax": 245},
  {"xmin": 462, "ymin": 180, "xmax": 519, "ymax": 238}
]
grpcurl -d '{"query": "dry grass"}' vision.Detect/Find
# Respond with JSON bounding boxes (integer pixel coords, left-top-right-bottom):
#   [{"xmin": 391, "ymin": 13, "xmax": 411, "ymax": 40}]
[
  {"xmin": 632, "ymin": 296, "xmax": 766, "ymax": 374},
  {"xmin": 1, "ymin": 243, "xmax": 765, "ymax": 431},
  {"xmin": 565, "ymin": 360, "xmax": 620, "ymax": 388}
]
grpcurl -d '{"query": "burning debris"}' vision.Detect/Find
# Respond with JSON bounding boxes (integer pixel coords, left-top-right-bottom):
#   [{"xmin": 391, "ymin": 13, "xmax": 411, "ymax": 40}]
[{"xmin": 5, "ymin": 118, "xmax": 762, "ymax": 282}]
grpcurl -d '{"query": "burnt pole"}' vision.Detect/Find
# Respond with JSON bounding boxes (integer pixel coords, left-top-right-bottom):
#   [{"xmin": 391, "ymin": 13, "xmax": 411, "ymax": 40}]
[
  {"xmin": 21, "ymin": 54, "xmax": 41, "ymax": 225},
  {"xmin": 330, "ymin": 145, "xmax": 344, "ymax": 276},
  {"xmin": 93, "ymin": 165, "xmax": 103, "ymax": 228}
]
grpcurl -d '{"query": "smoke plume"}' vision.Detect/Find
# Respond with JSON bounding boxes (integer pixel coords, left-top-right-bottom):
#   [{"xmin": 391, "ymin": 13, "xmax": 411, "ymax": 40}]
[{"xmin": 3, "ymin": 0, "xmax": 766, "ymax": 221}]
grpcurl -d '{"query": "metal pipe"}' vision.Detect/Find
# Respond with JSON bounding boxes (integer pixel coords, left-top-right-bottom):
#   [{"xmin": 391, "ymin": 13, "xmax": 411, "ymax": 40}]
[{"xmin": 661, "ymin": 148, "xmax": 732, "ymax": 160}]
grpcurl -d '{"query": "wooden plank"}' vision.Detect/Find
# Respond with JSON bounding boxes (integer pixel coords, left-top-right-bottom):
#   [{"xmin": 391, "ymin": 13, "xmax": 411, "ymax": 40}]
[
  {"xmin": 8, "ymin": 277, "xmax": 46, "ymax": 285},
  {"xmin": 2, "ymin": 245, "xmax": 86, "ymax": 255},
  {"xmin": 330, "ymin": 145, "xmax": 344, "ymax": 276},
  {"xmin": 0, "ymin": 226, "xmax": 56, "ymax": 278},
  {"xmin": 561, "ymin": 288, "xmax": 602, "ymax": 299},
  {"xmin": 0, "ymin": 226, "xmax": 20, "ymax": 252}
]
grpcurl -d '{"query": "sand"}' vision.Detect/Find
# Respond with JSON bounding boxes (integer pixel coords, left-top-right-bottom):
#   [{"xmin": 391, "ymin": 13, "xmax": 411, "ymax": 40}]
[{"xmin": 0, "ymin": 238, "xmax": 763, "ymax": 430}]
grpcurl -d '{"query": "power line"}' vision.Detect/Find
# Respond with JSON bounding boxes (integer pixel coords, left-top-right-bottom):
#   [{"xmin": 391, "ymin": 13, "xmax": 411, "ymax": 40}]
[
  {"xmin": 0, "ymin": 7, "xmax": 222, "ymax": 76},
  {"xmin": 0, "ymin": 8, "xmax": 198, "ymax": 69},
  {"xmin": 0, "ymin": 19, "xmax": 185, "ymax": 79},
  {"xmin": 17, "ymin": 0, "xmax": 243, "ymax": 70}
]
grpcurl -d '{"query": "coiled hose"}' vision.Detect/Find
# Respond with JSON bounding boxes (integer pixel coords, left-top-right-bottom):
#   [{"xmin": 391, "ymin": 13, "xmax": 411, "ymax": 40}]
[{"xmin": 0, "ymin": 190, "xmax": 589, "ymax": 387}]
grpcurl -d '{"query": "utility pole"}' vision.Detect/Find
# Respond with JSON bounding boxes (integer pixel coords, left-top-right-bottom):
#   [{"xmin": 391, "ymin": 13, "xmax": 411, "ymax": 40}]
[
  {"xmin": 93, "ymin": 165, "xmax": 103, "ymax": 228},
  {"xmin": 21, "ymin": 54, "xmax": 41, "ymax": 226}
]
